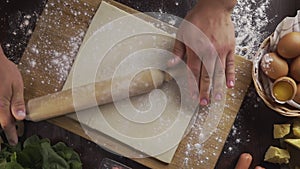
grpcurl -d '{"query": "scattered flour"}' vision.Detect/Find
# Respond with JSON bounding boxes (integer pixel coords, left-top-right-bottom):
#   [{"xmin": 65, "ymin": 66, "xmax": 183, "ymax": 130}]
[
  {"xmin": 233, "ymin": 0, "xmax": 272, "ymax": 60},
  {"xmin": 29, "ymin": 59, "xmax": 36, "ymax": 67},
  {"xmin": 260, "ymin": 53, "xmax": 274, "ymax": 74},
  {"xmin": 2, "ymin": 9, "xmax": 38, "ymax": 62},
  {"xmin": 21, "ymin": 0, "xmax": 94, "ymax": 89}
]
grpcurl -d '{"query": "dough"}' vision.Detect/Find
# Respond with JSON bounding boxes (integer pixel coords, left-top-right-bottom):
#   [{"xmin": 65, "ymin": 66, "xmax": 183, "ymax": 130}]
[{"xmin": 63, "ymin": 2, "xmax": 198, "ymax": 163}]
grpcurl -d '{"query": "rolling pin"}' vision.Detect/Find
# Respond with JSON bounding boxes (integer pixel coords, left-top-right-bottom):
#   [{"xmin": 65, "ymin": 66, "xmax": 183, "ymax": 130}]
[{"xmin": 26, "ymin": 69, "xmax": 169, "ymax": 122}]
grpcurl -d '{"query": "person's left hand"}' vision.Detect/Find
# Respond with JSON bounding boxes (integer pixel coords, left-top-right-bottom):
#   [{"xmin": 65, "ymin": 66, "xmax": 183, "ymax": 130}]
[{"xmin": 169, "ymin": 2, "xmax": 236, "ymax": 105}]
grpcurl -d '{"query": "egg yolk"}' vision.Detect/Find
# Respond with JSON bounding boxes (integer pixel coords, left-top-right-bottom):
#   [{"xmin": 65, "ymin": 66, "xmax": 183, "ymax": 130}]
[{"xmin": 273, "ymin": 81, "xmax": 294, "ymax": 102}]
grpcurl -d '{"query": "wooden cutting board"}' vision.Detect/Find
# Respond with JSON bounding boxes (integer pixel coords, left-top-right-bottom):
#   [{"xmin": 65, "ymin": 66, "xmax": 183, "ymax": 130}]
[{"xmin": 18, "ymin": 0, "xmax": 253, "ymax": 168}]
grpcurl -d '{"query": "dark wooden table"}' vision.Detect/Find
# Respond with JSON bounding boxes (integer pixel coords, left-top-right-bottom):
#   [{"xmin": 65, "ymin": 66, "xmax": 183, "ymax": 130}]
[{"xmin": 1, "ymin": 0, "xmax": 300, "ymax": 169}]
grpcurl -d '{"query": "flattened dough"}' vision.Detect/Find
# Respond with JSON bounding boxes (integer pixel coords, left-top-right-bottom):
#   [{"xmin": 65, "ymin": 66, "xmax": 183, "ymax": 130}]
[{"xmin": 63, "ymin": 2, "xmax": 197, "ymax": 163}]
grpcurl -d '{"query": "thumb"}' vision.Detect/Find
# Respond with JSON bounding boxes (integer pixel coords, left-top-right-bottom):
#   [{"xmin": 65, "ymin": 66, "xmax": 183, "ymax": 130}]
[{"xmin": 11, "ymin": 80, "xmax": 26, "ymax": 120}]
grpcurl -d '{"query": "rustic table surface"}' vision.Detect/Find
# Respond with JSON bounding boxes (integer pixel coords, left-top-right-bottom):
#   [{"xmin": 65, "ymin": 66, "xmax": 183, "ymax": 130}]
[{"xmin": 1, "ymin": 0, "xmax": 300, "ymax": 169}]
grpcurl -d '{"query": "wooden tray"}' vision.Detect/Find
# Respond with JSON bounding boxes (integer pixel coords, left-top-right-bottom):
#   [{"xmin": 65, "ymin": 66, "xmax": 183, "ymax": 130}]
[{"xmin": 18, "ymin": 0, "xmax": 253, "ymax": 168}]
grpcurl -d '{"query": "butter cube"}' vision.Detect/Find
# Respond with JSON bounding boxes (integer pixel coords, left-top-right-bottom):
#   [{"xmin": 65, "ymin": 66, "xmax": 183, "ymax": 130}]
[
  {"xmin": 285, "ymin": 139, "xmax": 300, "ymax": 169},
  {"xmin": 274, "ymin": 124, "xmax": 291, "ymax": 139},
  {"xmin": 293, "ymin": 118, "xmax": 300, "ymax": 138},
  {"xmin": 264, "ymin": 146, "xmax": 290, "ymax": 164},
  {"xmin": 285, "ymin": 139, "xmax": 300, "ymax": 150}
]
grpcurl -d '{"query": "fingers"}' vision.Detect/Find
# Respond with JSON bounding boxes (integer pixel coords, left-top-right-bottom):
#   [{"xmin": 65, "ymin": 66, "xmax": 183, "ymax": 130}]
[
  {"xmin": 212, "ymin": 56, "xmax": 226, "ymax": 101},
  {"xmin": 3, "ymin": 122, "xmax": 18, "ymax": 145},
  {"xmin": 199, "ymin": 50, "xmax": 217, "ymax": 105},
  {"xmin": 11, "ymin": 77, "xmax": 26, "ymax": 121},
  {"xmin": 234, "ymin": 153, "xmax": 253, "ymax": 169},
  {"xmin": 211, "ymin": 49, "xmax": 235, "ymax": 102},
  {"xmin": 168, "ymin": 39, "xmax": 186, "ymax": 67},
  {"xmin": 0, "ymin": 96, "xmax": 18, "ymax": 145},
  {"xmin": 235, "ymin": 153, "xmax": 265, "ymax": 169},
  {"xmin": 199, "ymin": 66, "xmax": 210, "ymax": 105},
  {"xmin": 255, "ymin": 166, "xmax": 265, "ymax": 169},
  {"xmin": 186, "ymin": 46, "xmax": 219, "ymax": 106},
  {"xmin": 226, "ymin": 50, "xmax": 235, "ymax": 88},
  {"xmin": 186, "ymin": 47, "xmax": 201, "ymax": 100}
]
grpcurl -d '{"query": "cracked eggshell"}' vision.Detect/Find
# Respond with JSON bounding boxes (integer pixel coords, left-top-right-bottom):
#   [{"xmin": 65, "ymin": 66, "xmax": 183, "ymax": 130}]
[
  {"xmin": 260, "ymin": 52, "xmax": 289, "ymax": 80},
  {"xmin": 294, "ymin": 84, "xmax": 300, "ymax": 104}
]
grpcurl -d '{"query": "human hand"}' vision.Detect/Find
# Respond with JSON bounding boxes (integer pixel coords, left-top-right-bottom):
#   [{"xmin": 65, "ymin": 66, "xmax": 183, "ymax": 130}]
[
  {"xmin": 235, "ymin": 153, "xmax": 265, "ymax": 169},
  {"xmin": 169, "ymin": 1, "xmax": 236, "ymax": 105},
  {"xmin": 0, "ymin": 46, "xmax": 25, "ymax": 145}
]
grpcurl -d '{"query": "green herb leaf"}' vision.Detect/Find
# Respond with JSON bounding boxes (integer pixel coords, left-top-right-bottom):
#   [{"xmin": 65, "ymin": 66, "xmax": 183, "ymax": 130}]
[
  {"xmin": 52, "ymin": 142, "xmax": 82, "ymax": 169},
  {"xmin": 0, "ymin": 161, "xmax": 24, "ymax": 169},
  {"xmin": 41, "ymin": 142, "xmax": 70, "ymax": 169},
  {"xmin": 0, "ymin": 135, "xmax": 82, "ymax": 169}
]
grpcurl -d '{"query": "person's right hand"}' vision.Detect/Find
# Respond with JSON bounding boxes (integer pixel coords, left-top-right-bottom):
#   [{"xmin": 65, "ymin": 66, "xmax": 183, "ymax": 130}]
[
  {"xmin": 0, "ymin": 46, "xmax": 25, "ymax": 145},
  {"xmin": 169, "ymin": 0, "xmax": 236, "ymax": 106}
]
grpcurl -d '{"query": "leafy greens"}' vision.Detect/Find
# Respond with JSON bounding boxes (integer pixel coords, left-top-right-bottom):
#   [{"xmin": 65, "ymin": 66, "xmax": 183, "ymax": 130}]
[{"xmin": 0, "ymin": 135, "xmax": 82, "ymax": 169}]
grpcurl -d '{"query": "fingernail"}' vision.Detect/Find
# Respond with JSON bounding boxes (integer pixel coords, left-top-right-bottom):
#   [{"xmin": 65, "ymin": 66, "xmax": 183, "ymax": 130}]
[
  {"xmin": 167, "ymin": 58, "xmax": 175, "ymax": 67},
  {"xmin": 169, "ymin": 58, "xmax": 176, "ymax": 65},
  {"xmin": 172, "ymin": 58, "xmax": 176, "ymax": 63},
  {"xmin": 229, "ymin": 80, "xmax": 235, "ymax": 87},
  {"xmin": 215, "ymin": 93, "xmax": 222, "ymax": 101},
  {"xmin": 17, "ymin": 110, "xmax": 26, "ymax": 117},
  {"xmin": 200, "ymin": 98, "xmax": 208, "ymax": 106}
]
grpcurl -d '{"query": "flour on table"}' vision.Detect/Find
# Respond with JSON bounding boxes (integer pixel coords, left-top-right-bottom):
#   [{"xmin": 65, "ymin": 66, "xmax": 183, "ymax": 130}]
[{"xmin": 233, "ymin": 0, "xmax": 271, "ymax": 60}]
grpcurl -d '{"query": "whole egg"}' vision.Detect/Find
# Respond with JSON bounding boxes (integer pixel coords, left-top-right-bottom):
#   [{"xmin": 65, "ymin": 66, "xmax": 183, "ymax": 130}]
[
  {"xmin": 260, "ymin": 52, "xmax": 289, "ymax": 80},
  {"xmin": 290, "ymin": 56, "xmax": 300, "ymax": 82},
  {"xmin": 277, "ymin": 32, "xmax": 300, "ymax": 59}
]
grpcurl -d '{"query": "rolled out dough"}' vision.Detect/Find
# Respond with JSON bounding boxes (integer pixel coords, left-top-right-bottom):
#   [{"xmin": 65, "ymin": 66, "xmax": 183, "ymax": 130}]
[{"xmin": 63, "ymin": 2, "xmax": 200, "ymax": 163}]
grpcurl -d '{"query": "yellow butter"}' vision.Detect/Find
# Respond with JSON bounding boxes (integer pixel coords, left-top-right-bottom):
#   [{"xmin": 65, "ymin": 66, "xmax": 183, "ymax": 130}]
[
  {"xmin": 293, "ymin": 118, "xmax": 300, "ymax": 138},
  {"xmin": 274, "ymin": 124, "xmax": 291, "ymax": 139},
  {"xmin": 285, "ymin": 139, "xmax": 300, "ymax": 150},
  {"xmin": 264, "ymin": 146, "xmax": 290, "ymax": 164}
]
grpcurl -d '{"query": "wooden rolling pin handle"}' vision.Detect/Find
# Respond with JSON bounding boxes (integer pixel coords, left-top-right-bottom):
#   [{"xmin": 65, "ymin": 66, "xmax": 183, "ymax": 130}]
[{"xmin": 26, "ymin": 69, "xmax": 165, "ymax": 122}]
